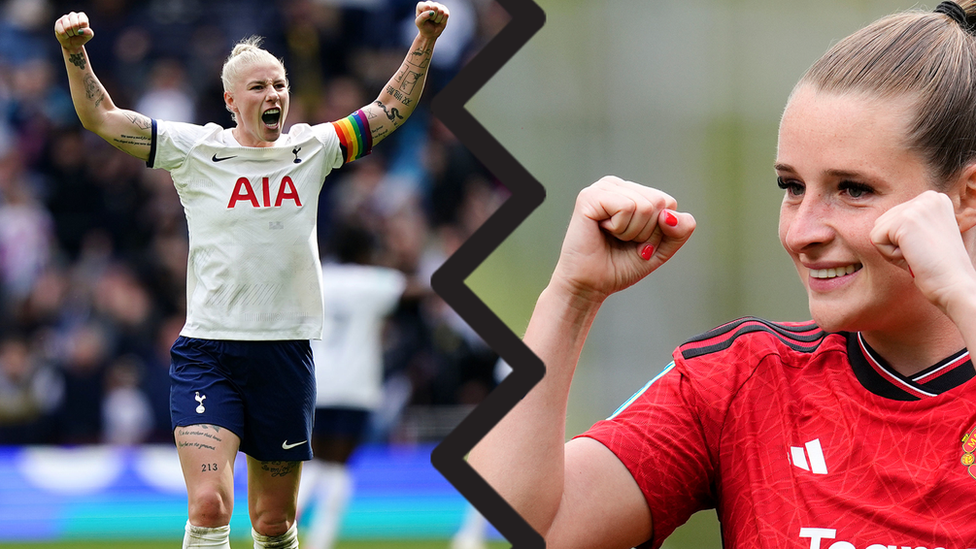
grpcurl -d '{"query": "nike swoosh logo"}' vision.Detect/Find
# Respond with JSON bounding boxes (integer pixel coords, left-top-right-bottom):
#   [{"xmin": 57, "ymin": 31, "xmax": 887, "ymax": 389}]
[
  {"xmin": 212, "ymin": 154, "xmax": 237, "ymax": 162},
  {"xmin": 281, "ymin": 440, "xmax": 307, "ymax": 450}
]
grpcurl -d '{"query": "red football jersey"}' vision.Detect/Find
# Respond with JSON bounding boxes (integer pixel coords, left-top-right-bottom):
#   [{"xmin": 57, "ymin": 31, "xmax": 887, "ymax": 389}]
[{"xmin": 582, "ymin": 317, "xmax": 976, "ymax": 549}]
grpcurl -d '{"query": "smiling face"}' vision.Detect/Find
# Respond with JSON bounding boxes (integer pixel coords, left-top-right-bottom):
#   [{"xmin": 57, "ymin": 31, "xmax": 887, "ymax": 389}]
[
  {"xmin": 776, "ymin": 85, "xmax": 945, "ymax": 336},
  {"xmin": 224, "ymin": 59, "xmax": 289, "ymax": 147}
]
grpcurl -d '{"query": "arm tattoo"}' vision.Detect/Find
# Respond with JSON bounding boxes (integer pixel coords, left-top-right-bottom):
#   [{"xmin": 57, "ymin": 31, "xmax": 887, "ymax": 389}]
[
  {"xmin": 393, "ymin": 65, "xmax": 423, "ymax": 95},
  {"xmin": 406, "ymin": 47, "xmax": 432, "ymax": 70},
  {"xmin": 399, "ymin": 71, "xmax": 421, "ymax": 95},
  {"xmin": 371, "ymin": 126, "xmax": 390, "ymax": 140},
  {"xmin": 112, "ymin": 134, "xmax": 152, "ymax": 147},
  {"xmin": 373, "ymin": 101, "xmax": 404, "ymax": 125},
  {"xmin": 68, "ymin": 52, "xmax": 87, "ymax": 70},
  {"xmin": 124, "ymin": 112, "xmax": 152, "ymax": 130},
  {"xmin": 385, "ymin": 85, "xmax": 414, "ymax": 106},
  {"xmin": 83, "ymin": 74, "xmax": 104, "ymax": 107}
]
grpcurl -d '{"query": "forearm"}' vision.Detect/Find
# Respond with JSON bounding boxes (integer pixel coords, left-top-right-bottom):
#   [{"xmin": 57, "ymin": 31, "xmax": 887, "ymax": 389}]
[
  {"xmin": 946, "ymin": 277, "xmax": 976, "ymax": 358},
  {"xmin": 469, "ymin": 281, "xmax": 604, "ymax": 535},
  {"xmin": 61, "ymin": 45, "xmax": 115, "ymax": 131},
  {"xmin": 366, "ymin": 33, "xmax": 436, "ymax": 145}
]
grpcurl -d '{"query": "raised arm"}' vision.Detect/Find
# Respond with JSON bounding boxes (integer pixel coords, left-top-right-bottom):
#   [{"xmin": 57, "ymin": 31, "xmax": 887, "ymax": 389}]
[
  {"xmin": 468, "ymin": 177, "xmax": 696, "ymax": 548},
  {"xmin": 362, "ymin": 1, "xmax": 448, "ymax": 147},
  {"xmin": 55, "ymin": 12, "xmax": 153, "ymax": 161}
]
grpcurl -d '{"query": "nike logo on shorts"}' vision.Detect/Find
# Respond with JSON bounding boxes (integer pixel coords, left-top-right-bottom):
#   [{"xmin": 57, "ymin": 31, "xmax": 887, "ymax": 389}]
[
  {"xmin": 282, "ymin": 440, "xmax": 307, "ymax": 450},
  {"xmin": 212, "ymin": 154, "xmax": 237, "ymax": 162}
]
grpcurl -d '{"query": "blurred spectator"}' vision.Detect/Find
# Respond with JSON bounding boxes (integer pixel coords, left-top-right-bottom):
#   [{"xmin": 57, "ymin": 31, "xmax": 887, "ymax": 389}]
[
  {"xmin": 54, "ymin": 320, "xmax": 111, "ymax": 444},
  {"xmin": 135, "ymin": 58, "xmax": 197, "ymax": 122},
  {"xmin": 102, "ymin": 353, "xmax": 154, "ymax": 445},
  {"xmin": 92, "ymin": 262, "xmax": 160, "ymax": 360},
  {"xmin": 0, "ymin": 152, "xmax": 55, "ymax": 306},
  {"xmin": 0, "ymin": 0, "xmax": 54, "ymax": 68},
  {"xmin": 14, "ymin": 263, "xmax": 70, "ymax": 334},
  {"xmin": 0, "ymin": 332, "xmax": 63, "ymax": 444},
  {"xmin": 7, "ymin": 58, "xmax": 77, "ymax": 166},
  {"xmin": 141, "ymin": 314, "xmax": 184, "ymax": 443}
]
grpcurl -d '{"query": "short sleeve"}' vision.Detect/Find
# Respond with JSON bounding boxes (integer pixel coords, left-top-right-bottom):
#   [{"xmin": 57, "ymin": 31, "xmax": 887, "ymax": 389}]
[
  {"xmin": 579, "ymin": 361, "xmax": 718, "ymax": 548},
  {"xmin": 149, "ymin": 120, "xmax": 220, "ymax": 171},
  {"xmin": 308, "ymin": 122, "xmax": 344, "ymax": 169}
]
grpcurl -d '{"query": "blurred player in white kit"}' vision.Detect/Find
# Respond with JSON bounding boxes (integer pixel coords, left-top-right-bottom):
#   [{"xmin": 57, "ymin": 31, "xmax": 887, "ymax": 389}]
[{"xmin": 297, "ymin": 224, "xmax": 407, "ymax": 549}]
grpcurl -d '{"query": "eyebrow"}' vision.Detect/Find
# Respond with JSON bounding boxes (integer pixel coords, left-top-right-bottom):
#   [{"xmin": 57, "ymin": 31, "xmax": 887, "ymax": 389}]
[
  {"xmin": 246, "ymin": 78, "xmax": 287, "ymax": 86},
  {"xmin": 774, "ymin": 163, "xmax": 870, "ymax": 180}
]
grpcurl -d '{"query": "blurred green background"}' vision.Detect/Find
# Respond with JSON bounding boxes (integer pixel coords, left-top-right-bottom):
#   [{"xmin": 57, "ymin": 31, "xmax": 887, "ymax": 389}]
[{"xmin": 464, "ymin": 0, "xmax": 909, "ymax": 546}]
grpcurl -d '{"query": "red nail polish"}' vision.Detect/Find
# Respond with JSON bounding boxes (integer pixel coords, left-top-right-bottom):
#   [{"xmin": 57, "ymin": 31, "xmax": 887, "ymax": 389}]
[
  {"xmin": 665, "ymin": 211, "xmax": 678, "ymax": 227},
  {"xmin": 640, "ymin": 244, "xmax": 654, "ymax": 260},
  {"xmin": 908, "ymin": 266, "xmax": 914, "ymax": 278}
]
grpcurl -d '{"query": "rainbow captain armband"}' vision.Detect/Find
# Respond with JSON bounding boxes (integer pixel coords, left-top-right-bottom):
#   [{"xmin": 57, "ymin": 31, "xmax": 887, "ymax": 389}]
[{"xmin": 333, "ymin": 110, "xmax": 373, "ymax": 163}]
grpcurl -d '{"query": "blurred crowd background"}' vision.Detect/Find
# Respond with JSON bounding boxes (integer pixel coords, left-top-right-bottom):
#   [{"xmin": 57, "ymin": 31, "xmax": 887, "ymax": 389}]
[{"xmin": 0, "ymin": 0, "xmax": 510, "ymax": 446}]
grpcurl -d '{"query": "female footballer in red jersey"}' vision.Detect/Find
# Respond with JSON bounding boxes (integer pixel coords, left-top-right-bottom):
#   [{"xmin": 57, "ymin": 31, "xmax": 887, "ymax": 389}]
[
  {"xmin": 54, "ymin": 4, "xmax": 448, "ymax": 549},
  {"xmin": 471, "ymin": 2, "xmax": 976, "ymax": 548}
]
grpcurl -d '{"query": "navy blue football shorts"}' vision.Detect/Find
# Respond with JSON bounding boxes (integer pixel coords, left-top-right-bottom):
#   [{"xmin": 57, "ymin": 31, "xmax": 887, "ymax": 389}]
[{"xmin": 170, "ymin": 336, "xmax": 315, "ymax": 462}]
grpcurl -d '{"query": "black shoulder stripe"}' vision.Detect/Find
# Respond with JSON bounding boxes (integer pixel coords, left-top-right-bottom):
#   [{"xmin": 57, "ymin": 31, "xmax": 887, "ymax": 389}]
[
  {"xmin": 680, "ymin": 317, "xmax": 826, "ymax": 360},
  {"xmin": 146, "ymin": 118, "xmax": 158, "ymax": 168},
  {"xmin": 683, "ymin": 317, "xmax": 821, "ymax": 344}
]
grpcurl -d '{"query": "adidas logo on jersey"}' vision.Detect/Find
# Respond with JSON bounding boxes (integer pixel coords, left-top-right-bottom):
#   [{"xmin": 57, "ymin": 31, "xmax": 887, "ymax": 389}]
[
  {"xmin": 227, "ymin": 176, "xmax": 303, "ymax": 209},
  {"xmin": 790, "ymin": 438, "xmax": 828, "ymax": 475}
]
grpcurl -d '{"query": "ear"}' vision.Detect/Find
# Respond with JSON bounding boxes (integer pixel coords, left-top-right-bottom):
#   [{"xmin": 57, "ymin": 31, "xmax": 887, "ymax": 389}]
[
  {"xmin": 224, "ymin": 90, "xmax": 237, "ymax": 116},
  {"xmin": 952, "ymin": 162, "xmax": 976, "ymax": 233}
]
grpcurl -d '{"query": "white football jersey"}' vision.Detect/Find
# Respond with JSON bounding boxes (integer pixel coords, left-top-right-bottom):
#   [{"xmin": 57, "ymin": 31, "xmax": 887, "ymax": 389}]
[
  {"xmin": 312, "ymin": 263, "xmax": 406, "ymax": 409},
  {"xmin": 149, "ymin": 120, "xmax": 344, "ymax": 340}
]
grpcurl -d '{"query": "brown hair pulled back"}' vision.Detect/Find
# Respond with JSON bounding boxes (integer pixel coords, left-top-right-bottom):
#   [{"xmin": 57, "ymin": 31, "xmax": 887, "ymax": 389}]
[{"xmin": 797, "ymin": 1, "xmax": 976, "ymax": 186}]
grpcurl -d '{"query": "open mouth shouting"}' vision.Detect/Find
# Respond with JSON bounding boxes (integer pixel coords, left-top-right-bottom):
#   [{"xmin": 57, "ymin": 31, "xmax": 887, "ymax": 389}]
[{"xmin": 262, "ymin": 107, "xmax": 281, "ymax": 129}]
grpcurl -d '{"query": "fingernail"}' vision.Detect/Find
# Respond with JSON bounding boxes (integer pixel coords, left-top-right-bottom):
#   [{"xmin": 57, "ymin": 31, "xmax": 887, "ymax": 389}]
[
  {"xmin": 640, "ymin": 244, "xmax": 654, "ymax": 261},
  {"xmin": 665, "ymin": 211, "xmax": 678, "ymax": 227},
  {"xmin": 908, "ymin": 266, "xmax": 914, "ymax": 278}
]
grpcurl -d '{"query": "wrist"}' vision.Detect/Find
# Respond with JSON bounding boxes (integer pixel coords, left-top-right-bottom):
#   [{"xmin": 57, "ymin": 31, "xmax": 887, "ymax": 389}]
[
  {"xmin": 523, "ymin": 283, "xmax": 603, "ymax": 369},
  {"xmin": 414, "ymin": 32, "xmax": 437, "ymax": 47},
  {"xmin": 542, "ymin": 276, "xmax": 606, "ymax": 321}
]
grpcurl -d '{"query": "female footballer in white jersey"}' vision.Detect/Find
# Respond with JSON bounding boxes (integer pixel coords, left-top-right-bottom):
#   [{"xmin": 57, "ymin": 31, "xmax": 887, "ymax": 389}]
[{"xmin": 54, "ymin": 4, "xmax": 448, "ymax": 548}]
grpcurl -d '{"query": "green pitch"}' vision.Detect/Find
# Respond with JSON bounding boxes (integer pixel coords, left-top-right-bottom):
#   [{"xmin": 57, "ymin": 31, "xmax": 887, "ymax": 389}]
[{"xmin": 0, "ymin": 510, "xmax": 720, "ymax": 549}]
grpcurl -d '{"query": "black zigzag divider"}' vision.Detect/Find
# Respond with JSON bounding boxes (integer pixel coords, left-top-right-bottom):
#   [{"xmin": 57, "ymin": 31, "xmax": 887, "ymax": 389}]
[{"xmin": 428, "ymin": 0, "xmax": 546, "ymax": 547}]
